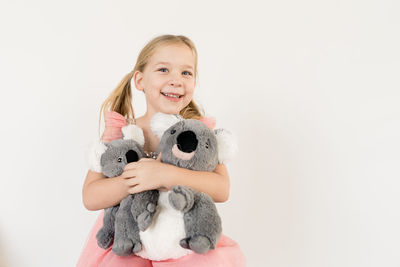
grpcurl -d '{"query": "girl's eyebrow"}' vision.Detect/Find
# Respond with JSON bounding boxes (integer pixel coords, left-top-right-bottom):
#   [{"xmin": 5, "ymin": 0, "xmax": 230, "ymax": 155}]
[{"xmin": 154, "ymin": 61, "xmax": 194, "ymax": 70}]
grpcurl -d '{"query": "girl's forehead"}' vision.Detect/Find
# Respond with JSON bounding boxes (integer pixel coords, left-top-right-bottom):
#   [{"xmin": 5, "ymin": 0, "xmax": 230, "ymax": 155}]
[{"xmin": 148, "ymin": 44, "xmax": 195, "ymax": 68}]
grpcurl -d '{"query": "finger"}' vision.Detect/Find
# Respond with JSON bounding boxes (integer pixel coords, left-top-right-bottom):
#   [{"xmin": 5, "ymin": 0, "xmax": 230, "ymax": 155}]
[
  {"xmin": 126, "ymin": 177, "xmax": 140, "ymax": 187},
  {"xmin": 156, "ymin": 152, "xmax": 162, "ymax": 161},
  {"xmin": 124, "ymin": 162, "xmax": 138, "ymax": 171},
  {"xmin": 128, "ymin": 184, "xmax": 144, "ymax": 194},
  {"xmin": 121, "ymin": 169, "xmax": 137, "ymax": 179},
  {"xmin": 139, "ymin": 158, "xmax": 154, "ymax": 162}
]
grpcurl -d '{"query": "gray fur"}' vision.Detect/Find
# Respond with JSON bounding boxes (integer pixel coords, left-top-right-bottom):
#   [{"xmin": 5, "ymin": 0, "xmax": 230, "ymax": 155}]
[
  {"xmin": 154, "ymin": 117, "xmax": 223, "ymax": 254},
  {"xmin": 95, "ymin": 138, "xmax": 159, "ymax": 256},
  {"xmin": 100, "ymin": 139, "xmax": 145, "ymax": 178},
  {"xmin": 158, "ymin": 119, "xmax": 219, "ymax": 172},
  {"xmin": 96, "ymin": 205, "xmax": 119, "ymax": 249}
]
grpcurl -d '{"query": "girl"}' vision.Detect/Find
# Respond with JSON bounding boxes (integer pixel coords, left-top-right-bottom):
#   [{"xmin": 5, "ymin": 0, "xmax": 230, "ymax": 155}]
[{"xmin": 77, "ymin": 34, "xmax": 246, "ymax": 267}]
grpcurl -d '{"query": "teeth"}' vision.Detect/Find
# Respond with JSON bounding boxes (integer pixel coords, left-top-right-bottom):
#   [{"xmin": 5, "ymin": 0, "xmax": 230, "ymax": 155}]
[{"xmin": 163, "ymin": 93, "xmax": 181, "ymax": 98}]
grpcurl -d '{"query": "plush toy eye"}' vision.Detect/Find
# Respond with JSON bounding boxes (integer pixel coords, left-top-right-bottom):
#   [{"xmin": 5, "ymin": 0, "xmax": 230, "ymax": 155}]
[
  {"xmin": 170, "ymin": 129, "xmax": 176, "ymax": 134},
  {"xmin": 117, "ymin": 157, "xmax": 123, "ymax": 162}
]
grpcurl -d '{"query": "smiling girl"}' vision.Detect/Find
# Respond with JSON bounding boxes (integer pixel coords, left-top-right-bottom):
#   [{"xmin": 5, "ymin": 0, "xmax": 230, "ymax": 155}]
[{"xmin": 77, "ymin": 34, "xmax": 246, "ymax": 267}]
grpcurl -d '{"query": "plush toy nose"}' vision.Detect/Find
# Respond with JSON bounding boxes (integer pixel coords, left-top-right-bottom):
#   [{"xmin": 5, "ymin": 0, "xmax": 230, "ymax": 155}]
[
  {"xmin": 177, "ymin": 130, "xmax": 198, "ymax": 153},
  {"xmin": 125, "ymin": 150, "xmax": 139, "ymax": 163}
]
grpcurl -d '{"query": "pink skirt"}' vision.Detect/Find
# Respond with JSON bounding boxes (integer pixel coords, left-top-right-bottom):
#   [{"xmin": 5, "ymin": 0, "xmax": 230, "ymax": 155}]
[{"xmin": 77, "ymin": 211, "xmax": 246, "ymax": 267}]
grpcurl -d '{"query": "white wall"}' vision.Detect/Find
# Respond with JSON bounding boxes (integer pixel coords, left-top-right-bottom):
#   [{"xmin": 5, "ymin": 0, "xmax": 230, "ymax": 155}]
[{"xmin": 0, "ymin": 0, "xmax": 399, "ymax": 266}]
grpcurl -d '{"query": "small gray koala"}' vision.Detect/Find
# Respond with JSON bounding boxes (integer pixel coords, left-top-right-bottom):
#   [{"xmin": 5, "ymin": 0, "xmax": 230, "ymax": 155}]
[{"xmin": 89, "ymin": 125, "xmax": 159, "ymax": 256}]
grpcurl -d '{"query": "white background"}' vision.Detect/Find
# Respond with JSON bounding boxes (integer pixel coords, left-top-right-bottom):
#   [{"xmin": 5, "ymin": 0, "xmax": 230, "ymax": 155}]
[{"xmin": 1, "ymin": 0, "xmax": 399, "ymax": 266}]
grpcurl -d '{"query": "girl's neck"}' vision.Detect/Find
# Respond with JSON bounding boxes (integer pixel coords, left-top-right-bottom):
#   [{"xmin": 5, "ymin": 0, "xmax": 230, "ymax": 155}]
[{"xmin": 135, "ymin": 111, "xmax": 160, "ymax": 152}]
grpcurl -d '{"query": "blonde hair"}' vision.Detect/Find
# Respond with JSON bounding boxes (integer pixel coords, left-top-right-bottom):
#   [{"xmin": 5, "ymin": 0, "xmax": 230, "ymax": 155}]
[{"xmin": 99, "ymin": 34, "xmax": 204, "ymax": 134}]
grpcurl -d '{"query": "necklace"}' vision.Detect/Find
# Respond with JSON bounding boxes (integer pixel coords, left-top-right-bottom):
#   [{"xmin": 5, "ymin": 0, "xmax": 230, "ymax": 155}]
[{"xmin": 144, "ymin": 150, "xmax": 159, "ymax": 159}]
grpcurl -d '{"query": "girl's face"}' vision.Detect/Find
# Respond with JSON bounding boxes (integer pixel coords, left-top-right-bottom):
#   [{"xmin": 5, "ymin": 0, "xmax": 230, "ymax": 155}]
[{"xmin": 134, "ymin": 44, "xmax": 196, "ymax": 115}]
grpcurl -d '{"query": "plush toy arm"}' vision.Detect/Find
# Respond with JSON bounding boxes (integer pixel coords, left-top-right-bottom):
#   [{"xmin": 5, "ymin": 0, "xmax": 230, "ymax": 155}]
[
  {"xmin": 169, "ymin": 185, "xmax": 196, "ymax": 213},
  {"xmin": 112, "ymin": 196, "xmax": 143, "ymax": 256},
  {"xmin": 131, "ymin": 190, "xmax": 160, "ymax": 231},
  {"xmin": 112, "ymin": 191, "xmax": 160, "ymax": 256}
]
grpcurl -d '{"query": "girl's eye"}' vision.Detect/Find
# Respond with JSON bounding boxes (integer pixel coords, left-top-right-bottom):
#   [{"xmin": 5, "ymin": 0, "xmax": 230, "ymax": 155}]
[
  {"xmin": 117, "ymin": 157, "xmax": 123, "ymax": 162},
  {"xmin": 158, "ymin": 68, "xmax": 192, "ymax": 76}
]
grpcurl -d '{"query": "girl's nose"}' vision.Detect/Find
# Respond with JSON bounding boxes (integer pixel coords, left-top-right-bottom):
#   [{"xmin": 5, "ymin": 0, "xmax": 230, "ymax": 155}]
[
  {"xmin": 169, "ymin": 71, "xmax": 183, "ymax": 87},
  {"xmin": 169, "ymin": 79, "xmax": 182, "ymax": 87}
]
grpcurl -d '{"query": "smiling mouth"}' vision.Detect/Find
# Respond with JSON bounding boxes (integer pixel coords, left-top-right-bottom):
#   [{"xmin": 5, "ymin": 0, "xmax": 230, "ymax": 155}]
[{"xmin": 161, "ymin": 92, "xmax": 183, "ymax": 98}]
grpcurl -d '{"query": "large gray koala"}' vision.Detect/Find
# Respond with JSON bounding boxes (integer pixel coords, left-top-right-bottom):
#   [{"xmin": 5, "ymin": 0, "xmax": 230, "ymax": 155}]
[
  {"xmin": 134, "ymin": 113, "xmax": 237, "ymax": 261},
  {"xmin": 88, "ymin": 125, "xmax": 159, "ymax": 256}
]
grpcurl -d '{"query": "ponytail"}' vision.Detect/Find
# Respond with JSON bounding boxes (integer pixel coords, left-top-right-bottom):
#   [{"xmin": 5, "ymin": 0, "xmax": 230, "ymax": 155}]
[
  {"xmin": 180, "ymin": 100, "xmax": 203, "ymax": 120},
  {"xmin": 98, "ymin": 71, "xmax": 135, "ymax": 136}
]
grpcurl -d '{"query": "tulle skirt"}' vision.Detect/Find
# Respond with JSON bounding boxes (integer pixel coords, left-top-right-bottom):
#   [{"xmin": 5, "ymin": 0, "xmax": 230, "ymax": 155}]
[{"xmin": 77, "ymin": 211, "xmax": 246, "ymax": 267}]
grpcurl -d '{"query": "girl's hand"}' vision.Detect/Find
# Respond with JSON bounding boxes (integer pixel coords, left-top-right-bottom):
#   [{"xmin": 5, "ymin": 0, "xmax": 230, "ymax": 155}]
[{"xmin": 121, "ymin": 153, "xmax": 170, "ymax": 194}]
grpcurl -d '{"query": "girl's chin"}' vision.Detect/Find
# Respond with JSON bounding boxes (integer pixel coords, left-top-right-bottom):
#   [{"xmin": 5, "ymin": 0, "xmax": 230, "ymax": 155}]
[
  {"xmin": 150, "ymin": 97, "xmax": 191, "ymax": 114},
  {"xmin": 156, "ymin": 104, "xmax": 182, "ymax": 114},
  {"xmin": 162, "ymin": 97, "xmax": 189, "ymax": 107}
]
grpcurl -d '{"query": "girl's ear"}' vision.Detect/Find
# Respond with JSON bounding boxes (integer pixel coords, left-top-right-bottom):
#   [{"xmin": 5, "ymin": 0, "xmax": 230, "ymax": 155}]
[
  {"xmin": 88, "ymin": 140, "xmax": 108, "ymax": 172},
  {"xmin": 122, "ymin": 124, "xmax": 145, "ymax": 147},
  {"xmin": 214, "ymin": 128, "xmax": 238, "ymax": 164},
  {"xmin": 133, "ymin": 71, "xmax": 144, "ymax": 92},
  {"xmin": 150, "ymin": 112, "xmax": 183, "ymax": 139}
]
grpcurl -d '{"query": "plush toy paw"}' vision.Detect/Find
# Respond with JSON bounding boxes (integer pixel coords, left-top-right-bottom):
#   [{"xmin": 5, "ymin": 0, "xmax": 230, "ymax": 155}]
[
  {"xmin": 180, "ymin": 235, "xmax": 212, "ymax": 254},
  {"xmin": 112, "ymin": 237, "xmax": 142, "ymax": 256},
  {"xmin": 96, "ymin": 228, "xmax": 114, "ymax": 249},
  {"xmin": 137, "ymin": 203, "xmax": 156, "ymax": 231},
  {"xmin": 169, "ymin": 185, "xmax": 194, "ymax": 212}
]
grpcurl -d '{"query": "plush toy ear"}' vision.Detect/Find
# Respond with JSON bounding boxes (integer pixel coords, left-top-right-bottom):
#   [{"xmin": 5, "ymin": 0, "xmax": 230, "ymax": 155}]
[
  {"xmin": 214, "ymin": 128, "xmax": 238, "ymax": 164},
  {"xmin": 87, "ymin": 139, "xmax": 108, "ymax": 173},
  {"xmin": 150, "ymin": 112, "xmax": 183, "ymax": 139},
  {"xmin": 121, "ymin": 124, "xmax": 145, "ymax": 147}
]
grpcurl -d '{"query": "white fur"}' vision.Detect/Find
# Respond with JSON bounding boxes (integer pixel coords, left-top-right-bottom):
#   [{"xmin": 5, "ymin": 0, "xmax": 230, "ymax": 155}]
[
  {"xmin": 150, "ymin": 113, "xmax": 183, "ymax": 139},
  {"xmin": 215, "ymin": 128, "xmax": 238, "ymax": 164},
  {"xmin": 137, "ymin": 191, "xmax": 193, "ymax": 261},
  {"xmin": 87, "ymin": 139, "xmax": 107, "ymax": 172},
  {"xmin": 121, "ymin": 124, "xmax": 145, "ymax": 146}
]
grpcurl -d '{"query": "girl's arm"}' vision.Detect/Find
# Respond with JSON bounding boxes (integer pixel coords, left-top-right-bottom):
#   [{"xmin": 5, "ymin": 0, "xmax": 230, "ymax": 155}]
[
  {"xmin": 124, "ymin": 159, "xmax": 231, "ymax": 203},
  {"xmin": 164, "ymin": 163, "xmax": 230, "ymax": 203},
  {"xmin": 82, "ymin": 170, "xmax": 130, "ymax": 211},
  {"xmin": 82, "ymin": 163, "xmax": 230, "ymax": 210}
]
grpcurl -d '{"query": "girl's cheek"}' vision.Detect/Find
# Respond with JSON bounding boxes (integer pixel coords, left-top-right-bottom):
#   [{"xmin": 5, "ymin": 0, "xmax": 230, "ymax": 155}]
[
  {"xmin": 186, "ymin": 88, "xmax": 195, "ymax": 97},
  {"xmin": 184, "ymin": 93, "xmax": 194, "ymax": 104}
]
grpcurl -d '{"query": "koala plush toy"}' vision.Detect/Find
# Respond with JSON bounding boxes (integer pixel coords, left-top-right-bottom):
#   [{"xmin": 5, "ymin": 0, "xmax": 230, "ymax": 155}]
[
  {"xmin": 88, "ymin": 113, "xmax": 237, "ymax": 261},
  {"xmin": 134, "ymin": 113, "xmax": 237, "ymax": 261},
  {"xmin": 89, "ymin": 124, "xmax": 159, "ymax": 256}
]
